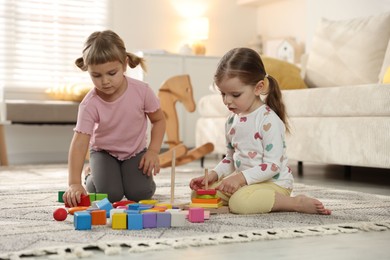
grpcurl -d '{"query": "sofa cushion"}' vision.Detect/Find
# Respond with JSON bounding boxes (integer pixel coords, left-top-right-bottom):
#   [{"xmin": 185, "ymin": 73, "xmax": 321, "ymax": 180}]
[
  {"xmin": 379, "ymin": 39, "xmax": 390, "ymax": 83},
  {"xmin": 305, "ymin": 12, "xmax": 390, "ymax": 88},
  {"xmin": 198, "ymin": 94, "xmax": 229, "ymax": 117},
  {"xmin": 262, "ymin": 57, "xmax": 307, "ymax": 90},
  {"xmin": 282, "ymin": 84, "xmax": 390, "ymax": 117},
  {"xmin": 383, "ymin": 67, "xmax": 390, "ymax": 84}
]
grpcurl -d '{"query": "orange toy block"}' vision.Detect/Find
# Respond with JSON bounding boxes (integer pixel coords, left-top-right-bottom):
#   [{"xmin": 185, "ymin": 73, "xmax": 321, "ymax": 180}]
[
  {"xmin": 196, "ymin": 189, "xmax": 216, "ymax": 195},
  {"xmin": 192, "ymin": 197, "xmax": 221, "ymax": 204},
  {"xmin": 91, "ymin": 210, "xmax": 107, "ymax": 225},
  {"xmin": 68, "ymin": 206, "xmax": 89, "ymax": 215}
]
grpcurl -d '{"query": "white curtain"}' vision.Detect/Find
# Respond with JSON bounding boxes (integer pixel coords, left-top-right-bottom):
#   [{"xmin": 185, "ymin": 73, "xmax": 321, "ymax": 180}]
[{"xmin": 0, "ymin": 0, "xmax": 108, "ymax": 93}]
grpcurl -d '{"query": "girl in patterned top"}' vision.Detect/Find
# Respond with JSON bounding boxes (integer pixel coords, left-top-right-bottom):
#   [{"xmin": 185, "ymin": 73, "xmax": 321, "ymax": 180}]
[{"xmin": 189, "ymin": 47, "xmax": 331, "ymax": 215}]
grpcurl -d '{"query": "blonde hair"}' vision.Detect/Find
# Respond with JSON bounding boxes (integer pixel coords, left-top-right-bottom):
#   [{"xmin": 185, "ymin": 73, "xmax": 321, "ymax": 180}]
[
  {"xmin": 75, "ymin": 30, "xmax": 146, "ymax": 72},
  {"xmin": 214, "ymin": 47, "xmax": 289, "ymax": 132}
]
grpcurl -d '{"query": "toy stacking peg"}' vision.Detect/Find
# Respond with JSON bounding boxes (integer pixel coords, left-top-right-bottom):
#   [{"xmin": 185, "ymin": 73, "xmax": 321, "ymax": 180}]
[
  {"xmin": 170, "ymin": 149, "xmax": 176, "ymax": 205},
  {"xmin": 204, "ymin": 168, "xmax": 208, "ymax": 190}
]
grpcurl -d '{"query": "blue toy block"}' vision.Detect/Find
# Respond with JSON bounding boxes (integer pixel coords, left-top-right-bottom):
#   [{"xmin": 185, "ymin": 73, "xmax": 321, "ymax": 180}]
[
  {"xmin": 142, "ymin": 212, "xmax": 157, "ymax": 228},
  {"xmin": 96, "ymin": 198, "xmax": 113, "ymax": 218},
  {"xmin": 138, "ymin": 204, "xmax": 154, "ymax": 211},
  {"xmin": 128, "ymin": 203, "xmax": 140, "ymax": 210},
  {"xmin": 74, "ymin": 211, "xmax": 91, "ymax": 230},
  {"xmin": 156, "ymin": 212, "xmax": 171, "ymax": 228},
  {"xmin": 126, "ymin": 209, "xmax": 140, "ymax": 214},
  {"xmin": 128, "ymin": 213, "xmax": 143, "ymax": 230}
]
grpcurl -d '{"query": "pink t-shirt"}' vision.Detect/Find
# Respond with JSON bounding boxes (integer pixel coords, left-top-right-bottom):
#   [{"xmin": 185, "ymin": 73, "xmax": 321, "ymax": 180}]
[{"xmin": 74, "ymin": 76, "xmax": 160, "ymax": 160}]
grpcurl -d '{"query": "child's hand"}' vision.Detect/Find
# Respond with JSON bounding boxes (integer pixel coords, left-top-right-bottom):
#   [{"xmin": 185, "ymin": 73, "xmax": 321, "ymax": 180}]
[
  {"xmin": 215, "ymin": 172, "xmax": 247, "ymax": 195},
  {"xmin": 63, "ymin": 184, "xmax": 87, "ymax": 208},
  {"xmin": 189, "ymin": 171, "xmax": 218, "ymax": 190},
  {"xmin": 139, "ymin": 150, "xmax": 160, "ymax": 176}
]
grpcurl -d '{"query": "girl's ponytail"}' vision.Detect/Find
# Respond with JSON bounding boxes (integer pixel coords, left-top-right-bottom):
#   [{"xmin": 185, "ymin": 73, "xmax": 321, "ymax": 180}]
[
  {"xmin": 265, "ymin": 75, "xmax": 290, "ymax": 133},
  {"xmin": 127, "ymin": 52, "xmax": 147, "ymax": 72}
]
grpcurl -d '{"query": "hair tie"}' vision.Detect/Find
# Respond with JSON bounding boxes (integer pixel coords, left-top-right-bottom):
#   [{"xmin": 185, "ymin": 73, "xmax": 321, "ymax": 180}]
[{"xmin": 264, "ymin": 74, "xmax": 269, "ymax": 79}]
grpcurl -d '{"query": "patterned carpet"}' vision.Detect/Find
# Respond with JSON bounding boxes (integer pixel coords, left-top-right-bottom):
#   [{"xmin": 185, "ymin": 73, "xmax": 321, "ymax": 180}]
[{"xmin": 1, "ymin": 164, "xmax": 390, "ymax": 259}]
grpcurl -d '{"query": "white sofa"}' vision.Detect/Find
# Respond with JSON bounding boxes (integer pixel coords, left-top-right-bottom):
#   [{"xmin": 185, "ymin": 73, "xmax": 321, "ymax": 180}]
[{"xmin": 196, "ymin": 12, "xmax": 390, "ymax": 171}]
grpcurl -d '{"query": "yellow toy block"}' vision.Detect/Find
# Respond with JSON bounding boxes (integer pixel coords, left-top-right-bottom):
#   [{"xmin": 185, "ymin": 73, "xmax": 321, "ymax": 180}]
[
  {"xmin": 189, "ymin": 201, "xmax": 223, "ymax": 209},
  {"xmin": 138, "ymin": 199, "xmax": 158, "ymax": 205},
  {"xmin": 141, "ymin": 208, "xmax": 160, "ymax": 213},
  {"xmin": 112, "ymin": 213, "xmax": 127, "ymax": 229}
]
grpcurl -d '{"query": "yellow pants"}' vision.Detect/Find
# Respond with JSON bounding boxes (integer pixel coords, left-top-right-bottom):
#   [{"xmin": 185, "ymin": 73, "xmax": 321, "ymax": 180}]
[{"xmin": 192, "ymin": 181, "xmax": 291, "ymax": 214}]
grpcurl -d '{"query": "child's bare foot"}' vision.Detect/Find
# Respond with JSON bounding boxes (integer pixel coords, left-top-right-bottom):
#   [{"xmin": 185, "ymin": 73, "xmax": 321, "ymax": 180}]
[{"xmin": 294, "ymin": 195, "xmax": 332, "ymax": 215}]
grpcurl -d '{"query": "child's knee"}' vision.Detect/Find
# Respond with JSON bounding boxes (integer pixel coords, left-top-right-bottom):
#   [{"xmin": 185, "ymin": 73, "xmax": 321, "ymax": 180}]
[
  {"xmin": 228, "ymin": 189, "xmax": 274, "ymax": 214},
  {"xmin": 125, "ymin": 182, "xmax": 156, "ymax": 201}
]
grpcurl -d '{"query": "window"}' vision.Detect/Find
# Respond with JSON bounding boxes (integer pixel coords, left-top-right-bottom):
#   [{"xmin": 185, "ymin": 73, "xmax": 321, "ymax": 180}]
[{"xmin": 0, "ymin": 0, "xmax": 108, "ymax": 98}]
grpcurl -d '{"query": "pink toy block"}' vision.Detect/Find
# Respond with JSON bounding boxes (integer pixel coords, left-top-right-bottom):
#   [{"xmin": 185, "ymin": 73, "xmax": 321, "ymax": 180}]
[{"xmin": 188, "ymin": 207, "xmax": 204, "ymax": 223}]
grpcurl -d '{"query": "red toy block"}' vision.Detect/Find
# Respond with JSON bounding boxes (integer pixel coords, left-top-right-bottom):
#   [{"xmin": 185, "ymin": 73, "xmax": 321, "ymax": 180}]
[
  {"xmin": 113, "ymin": 200, "xmax": 136, "ymax": 208},
  {"xmin": 196, "ymin": 189, "xmax": 216, "ymax": 195},
  {"xmin": 65, "ymin": 194, "xmax": 91, "ymax": 208}
]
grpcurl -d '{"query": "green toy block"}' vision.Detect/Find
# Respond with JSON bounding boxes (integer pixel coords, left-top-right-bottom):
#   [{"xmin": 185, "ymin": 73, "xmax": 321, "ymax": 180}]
[
  {"xmin": 88, "ymin": 193, "xmax": 96, "ymax": 202},
  {"xmin": 96, "ymin": 193, "xmax": 108, "ymax": 200},
  {"xmin": 58, "ymin": 191, "xmax": 65, "ymax": 203}
]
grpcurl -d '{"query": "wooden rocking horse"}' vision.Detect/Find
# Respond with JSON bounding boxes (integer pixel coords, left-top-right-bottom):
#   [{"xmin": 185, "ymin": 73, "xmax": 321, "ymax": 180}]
[{"xmin": 157, "ymin": 75, "xmax": 214, "ymax": 168}]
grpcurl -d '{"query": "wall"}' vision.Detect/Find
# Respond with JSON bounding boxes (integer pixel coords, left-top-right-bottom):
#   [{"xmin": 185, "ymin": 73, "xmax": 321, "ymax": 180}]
[
  {"xmin": 6, "ymin": 0, "xmax": 390, "ymax": 165},
  {"xmin": 256, "ymin": 0, "xmax": 390, "ymax": 53},
  {"xmin": 110, "ymin": 0, "xmax": 258, "ymax": 56},
  {"xmin": 4, "ymin": 0, "xmax": 258, "ymax": 165}
]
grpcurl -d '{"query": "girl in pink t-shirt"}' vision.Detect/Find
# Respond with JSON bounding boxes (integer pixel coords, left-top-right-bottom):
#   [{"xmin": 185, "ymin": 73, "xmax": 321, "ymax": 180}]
[{"xmin": 63, "ymin": 30, "xmax": 166, "ymax": 207}]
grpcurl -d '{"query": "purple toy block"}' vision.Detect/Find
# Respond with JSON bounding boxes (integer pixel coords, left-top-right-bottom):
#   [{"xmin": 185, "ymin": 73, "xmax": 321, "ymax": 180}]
[
  {"xmin": 156, "ymin": 212, "xmax": 171, "ymax": 228},
  {"xmin": 74, "ymin": 211, "xmax": 92, "ymax": 230},
  {"xmin": 142, "ymin": 212, "xmax": 157, "ymax": 228},
  {"xmin": 188, "ymin": 207, "xmax": 204, "ymax": 223},
  {"xmin": 128, "ymin": 213, "xmax": 143, "ymax": 230},
  {"xmin": 96, "ymin": 198, "xmax": 113, "ymax": 218}
]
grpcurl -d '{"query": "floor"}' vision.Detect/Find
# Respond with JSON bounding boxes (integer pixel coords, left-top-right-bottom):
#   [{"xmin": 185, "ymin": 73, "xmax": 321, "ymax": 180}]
[{"xmin": 48, "ymin": 157, "xmax": 390, "ymax": 259}]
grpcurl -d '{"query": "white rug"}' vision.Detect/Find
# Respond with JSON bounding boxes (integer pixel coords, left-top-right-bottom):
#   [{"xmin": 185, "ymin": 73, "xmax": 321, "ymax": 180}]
[{"xmin": 0, "ymin": 164, "xmax": 390, "ymax": 259}]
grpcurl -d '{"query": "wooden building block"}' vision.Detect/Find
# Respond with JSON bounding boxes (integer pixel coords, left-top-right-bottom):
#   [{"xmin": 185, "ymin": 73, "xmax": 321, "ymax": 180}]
[
  {"xmin": 96, "ymin": 198, "xmax": 113, "ymax": 218},
  {"xmin": 74, "ymin": 211, "xmax": 91, "ymax": 230},
  {"xmin": 112, "ymin": 213, "xmax": 127, "ymax": 230},
  {"xmin": 196, "ymin": 189, "xmax": 217, "ymax": 195},
  {"xmin": 127, "ymin": 213, "xmax": 143, "ymax": 230},
  {"xmin": 156, "ymin": 212, "xmax": 171, "ymax": 228},
  {"xmin": 143, "ymin": 212, "xmax": 157, "ymax": 228},
  {"xmin": 169, "ymin": 211, "xmax": 187, "ymax": 227},
  {"xmin": 188, "ymin": 207, "xmax": 204, "ymax": 223},
  {"xmin": 192, "ymin": 198, "xmax": 221, "ymax": 204},
  {"xmin": 91, "ymin": 210, "xmax": 106, "ymax": 225}
]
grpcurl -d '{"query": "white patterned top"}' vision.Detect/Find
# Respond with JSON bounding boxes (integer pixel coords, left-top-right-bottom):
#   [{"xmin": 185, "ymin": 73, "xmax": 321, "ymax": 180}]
[{"xmin": 213, "ymin": 104, "xmax": 294, "ymax": 189}]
